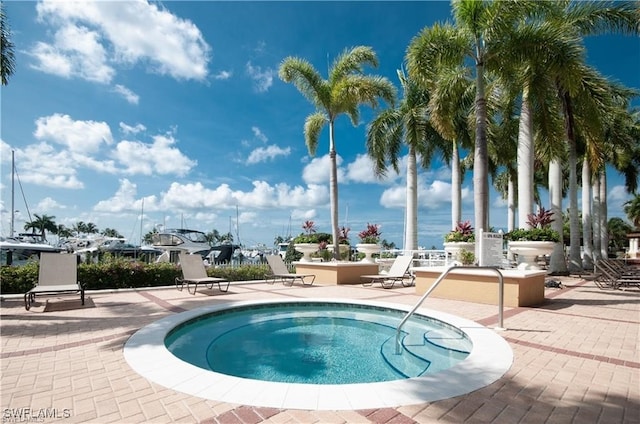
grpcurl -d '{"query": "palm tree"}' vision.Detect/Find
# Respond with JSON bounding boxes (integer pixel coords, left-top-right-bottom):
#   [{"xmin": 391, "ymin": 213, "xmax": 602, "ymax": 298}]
[
  {"xmin": 608, "ymin": 217, "xmax": 633, "ymax": 254},
  {"xmin": 541, "ymin": 1, "xmax": 639, "ymax": 271},
  {"xmin": 56, "ymin": 224, "xmax": 73, "ymax": 238},
  {"xmin": 142, "ymin": 230, "xmax": 156, "ymax": 245},
  {"xmin": 426, "ymin": 64, "xmax": 475, "ymax": 229},
  {"xmin": 72, "ymin": 221, "xmax": 86, "ymax": 235},
  {"xmin": 23, "ymin": 214, "xmax": 57, "ymax": 241},
  {"xmin": 205, "ymin": 229, "xmax": 221, "ymax": 245},
  {"xmin": 624, "ymin": 194, "xmax": 640, "ymax": 229},
  {"xmin": 407, "ymin": 0, "xmax": 546, "ymax": 233},
  {"xmin": 102, "ymin": 228, "xmax": 123, "ymax": 238},
  {"xmin": 1, "ymin": 2, "xmax": 15, "ymax": 85},
  {"xmin": 279, "ymin": 46, "xmax": 395, "ymax": 256},
  {"xmin": 85, "ymin": 222, "xmax": 99, "ymax": 234},
  {"xmin": 366, "ymin": 70, "xmax": 449, "ymax": 251}
]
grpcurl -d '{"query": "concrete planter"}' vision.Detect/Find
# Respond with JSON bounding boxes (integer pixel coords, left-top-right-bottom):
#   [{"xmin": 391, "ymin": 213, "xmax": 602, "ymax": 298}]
[
  {"xmin": 508, "ymin": 241, "xmax": 555, "ymax": 270},
  {"xmin": 443, "ymin": 242, "xmax": 475, "ymax": 264},
  {"xmin": 355, "ymin": 243, "xmax": 380, "ymax": 263},
  {"xmin": 294, "ymin": 243, "xmax": 319, "ymax": 262}
]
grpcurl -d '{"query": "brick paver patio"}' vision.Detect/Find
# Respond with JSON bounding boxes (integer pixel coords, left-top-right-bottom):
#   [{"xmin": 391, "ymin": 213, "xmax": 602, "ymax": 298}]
[{"xmin": 1, "ymin": 276, "xmax": 638, "ymax": 423}]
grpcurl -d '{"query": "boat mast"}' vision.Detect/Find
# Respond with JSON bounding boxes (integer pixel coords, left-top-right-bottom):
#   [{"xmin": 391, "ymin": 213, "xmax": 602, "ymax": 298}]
[{"xmin": 10, "ymin": 150, "xmax": 14, "ymax": 237}]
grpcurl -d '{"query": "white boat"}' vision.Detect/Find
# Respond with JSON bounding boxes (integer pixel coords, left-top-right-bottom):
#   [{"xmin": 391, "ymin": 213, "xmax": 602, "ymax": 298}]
[
  {"xmin": 0, "ymin": 236, "xmax": 61, "ymax": 266},
  {"xmin": 151, "ymin": 228, "xmax": 213, "ymax": 256}
]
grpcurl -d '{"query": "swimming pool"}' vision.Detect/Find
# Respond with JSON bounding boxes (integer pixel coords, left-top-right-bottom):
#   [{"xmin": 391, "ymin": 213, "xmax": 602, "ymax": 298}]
[
  {"xmin": 165, "ymin": 302, "xmax": 471, "ymax": 384},
  {"xmin": 125, "ymin": 298, "xmax": 513, "ymax": 410}
]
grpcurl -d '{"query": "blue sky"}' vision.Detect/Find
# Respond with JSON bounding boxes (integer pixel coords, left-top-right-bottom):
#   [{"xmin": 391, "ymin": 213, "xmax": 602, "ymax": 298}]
[{"xmin": 1, "ymin": 1, "xmax": 638, "ymax": 249}]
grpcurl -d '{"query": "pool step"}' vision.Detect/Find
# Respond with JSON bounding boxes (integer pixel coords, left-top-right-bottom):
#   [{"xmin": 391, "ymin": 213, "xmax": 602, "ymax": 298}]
[
  {"xmin": 380, "ymin": 329, "xmax": 472, "ymax": 378},
  {"xmin": 423, "ymin": 329, "xmax": 472, "ymax": 354},
  {"xmin": 380, "ymin": 335, "xmax": 431, "ymax": 378}
]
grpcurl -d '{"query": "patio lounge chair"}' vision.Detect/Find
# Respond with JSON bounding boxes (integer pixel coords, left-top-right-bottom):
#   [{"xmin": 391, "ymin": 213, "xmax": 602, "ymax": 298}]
[
  {"xmin": 176, "ymin": 252, "xmax": 230, "ymax": 294},
  {"xmin": 594, "ymin": 259, "xmax": 640, "ymax": 290},
  {"xmin": 265, "ymin": 254, "xmax": 315, "ymax": 286},
  {"xmin": 24, "ymin": 252, "xmax": 84, "ymax": 310},
  {"xmin": 360, "ymin": 255, "xmax": 415, "ymax": 289}
]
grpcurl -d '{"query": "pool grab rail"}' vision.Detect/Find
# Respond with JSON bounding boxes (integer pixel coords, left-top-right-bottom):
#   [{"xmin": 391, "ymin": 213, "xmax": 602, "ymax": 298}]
[{"xmin": 395, "ymin": 265, "xmax": 505, "ymax": 355}]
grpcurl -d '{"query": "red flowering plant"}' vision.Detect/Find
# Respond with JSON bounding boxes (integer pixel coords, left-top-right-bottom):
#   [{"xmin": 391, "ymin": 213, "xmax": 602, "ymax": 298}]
[
  {"xmin": 358, "ymin": 223, "xmax": 381, "ymax": 244},
  {"xmin": 336, "ymin": 226, "xmax": 351, "ymax": 245},
  {"xmin": 293, "ymin": 220, "xmax": 320, "ymax": 243},
  {"xmin": 444, "ymin": 220, "xmax": 475, "ymax": 243}
]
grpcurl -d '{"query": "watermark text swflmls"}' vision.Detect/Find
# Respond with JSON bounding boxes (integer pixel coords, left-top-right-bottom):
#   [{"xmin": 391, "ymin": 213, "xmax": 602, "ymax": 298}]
[{"xmin": 2, "ymin": 408, "xmax": 72, "ymax": 423}]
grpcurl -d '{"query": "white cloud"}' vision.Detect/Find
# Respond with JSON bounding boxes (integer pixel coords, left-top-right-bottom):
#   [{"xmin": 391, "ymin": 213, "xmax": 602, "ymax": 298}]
[
  {"xmin": 29, "ymin": 41, "xmax": 74, "ymax": 78},
  {"xmin": 5, "ymin": 142, "xmax": 84, "ymax": 189},
  {"xmin": 346, "ymin": 153, "xmax": 401, "ymax": 184},
  {"xmin": 302, "ymin": 154, "xmax": 346, "ymax": 185},
  {"xmin": 31, "ymin": 24, "xmax": 115, "ymax": 83},
  {"xmin": 113, "ymin": 84, "xmax": 140, "ymax": 104},
  {"xmin": 276, "ymin": 183, "xmax": 328, "ymax": 208},
  {"xmin": 35, "ymin": 197, "xmax": 66, "ymax": 211},
  {"xmin": 379, "ymin": 179, "xmax": 468, "ymax": 210},
  {"xmin": 608, "ymin": 185, "xmax": 631, "ymax": 203},
  {"xmin": 291, "ymin": 209, "xmax": 317, "ymax": 221},
  {"xmin": 245, "ymin": 61, "xmax": 274, "ymax": 92},
  {"xmin": 119, "ymin": 122, "xmax": 146, "ymax": 135},
  {"xmin": 213, "ymin": 70, "xmax": 232, "ymax": 80},
  {"xmin": 113, "ymin": 133, "xmax": 196, "ymax": 176},
  {"xmin": 157, "ymin": 180, "xmax": 328, "ymax": 212},
  {"xmin": 34, "ymin": 113, "xmax": 113, "ymax": 154},
  {"xmin": 94, "ymin": 179, "xmax": 158, "ymax": 213},
  {"xmin": 161, "ymin": 182, "xmax": 235, "ymax": 210},
  {"xmin": 246, "ymin": 145, "xmax": 291, "ymax": 164},
  {"xmin": 252, "ymin": 126, "xmax": 268, "ymax": 143},
  {"xmin": 34, "ymin": 0, "xmax": 211, "ymax": 82}
]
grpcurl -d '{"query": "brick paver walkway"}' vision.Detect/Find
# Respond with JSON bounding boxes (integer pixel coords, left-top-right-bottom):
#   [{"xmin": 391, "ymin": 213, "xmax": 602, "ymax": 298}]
[{"xmin": 1, "ymin": 276, "xmax": 638, "ymax": 423}]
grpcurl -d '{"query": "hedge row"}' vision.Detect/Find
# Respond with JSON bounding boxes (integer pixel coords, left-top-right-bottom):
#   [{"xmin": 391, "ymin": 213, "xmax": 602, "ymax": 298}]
[{"xmin": 0, "ymin": 258, "xmax": 272, "ymax": 294}]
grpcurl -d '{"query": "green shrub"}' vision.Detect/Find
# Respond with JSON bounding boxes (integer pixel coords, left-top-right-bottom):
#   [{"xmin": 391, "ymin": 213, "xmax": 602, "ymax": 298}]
[
  {"xmin": 504, "ymin": 227, "xmax": 560, "ymax": 242},
  {"xmin": 0, "ymin": 259, "xmax": 272, "ymax": 294},
  {"xmin": 0, "ymin": 261, "xmax": 40, "ymax": 294}
]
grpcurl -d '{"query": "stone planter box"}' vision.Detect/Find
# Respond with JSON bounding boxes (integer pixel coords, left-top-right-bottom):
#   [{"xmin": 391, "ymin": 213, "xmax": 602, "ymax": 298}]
[
  {"xmin": 413, "ymin": 266, "xmax": 547, "ymax": 307},
  {"xmin": 293, "ymin": 261, "xmax": 379, "ymax": 285}
]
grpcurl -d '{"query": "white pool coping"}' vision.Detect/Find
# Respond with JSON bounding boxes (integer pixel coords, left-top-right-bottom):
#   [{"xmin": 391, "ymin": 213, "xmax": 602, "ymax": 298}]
[{"xmin": 124, "ymin": 298, "xmax": 513, "ymax": 410}]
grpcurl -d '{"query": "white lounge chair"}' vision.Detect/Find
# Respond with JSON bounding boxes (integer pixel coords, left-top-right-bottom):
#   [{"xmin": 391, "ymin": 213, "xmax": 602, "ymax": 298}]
[
  {"xmin": 24, "ymin": 252, "xmax": 84, "ymax": 310},
  {"xmin": 360, "ymin": 255, "xmax": 415, "ymax": 289},
  {"xmin": 176, "ymin": 252, "xmax": 229, "ymax": 294},
  {"xmin": 265, "ymin": 254, "xmax": 315, "ymax": 286}
]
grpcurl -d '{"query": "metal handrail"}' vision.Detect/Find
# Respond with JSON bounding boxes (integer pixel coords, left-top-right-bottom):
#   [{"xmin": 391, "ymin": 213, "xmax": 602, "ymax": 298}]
[{"xmin": 395, "ymin": 265, "xmax": 505, "ymax": 354}]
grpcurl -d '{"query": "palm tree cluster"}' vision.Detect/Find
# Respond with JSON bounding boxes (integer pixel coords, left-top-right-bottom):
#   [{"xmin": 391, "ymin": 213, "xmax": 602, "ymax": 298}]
[
  {"xmin": 20, "ymin": 215, "xmax": 124, "ymax": 241},
  {"xmin": 280, "ymin": 0, "xmax": 639, "ymax": 270}
]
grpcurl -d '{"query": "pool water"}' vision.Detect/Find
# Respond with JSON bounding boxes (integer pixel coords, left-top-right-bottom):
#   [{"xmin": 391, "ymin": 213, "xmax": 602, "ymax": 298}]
[{"xmin": 165, "ymin": 302, "xmax": 471, "ymax": 385}]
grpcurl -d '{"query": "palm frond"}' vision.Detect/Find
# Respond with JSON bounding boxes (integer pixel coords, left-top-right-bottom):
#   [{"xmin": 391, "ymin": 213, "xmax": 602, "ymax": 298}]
[{"xmin": 303, "ymin": 112, "xmax": 327, "ymax": 156}]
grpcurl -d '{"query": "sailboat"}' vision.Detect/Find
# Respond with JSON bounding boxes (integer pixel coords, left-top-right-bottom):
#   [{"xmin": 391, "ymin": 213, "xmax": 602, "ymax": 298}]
[{"xmin": 1, "ymin": 150, "xmax": 61, "ymax": 265}]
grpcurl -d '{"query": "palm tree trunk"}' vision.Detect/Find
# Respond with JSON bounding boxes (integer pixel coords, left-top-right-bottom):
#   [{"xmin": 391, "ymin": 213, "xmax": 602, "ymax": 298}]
[
  {"xmin": 517, "ymin": 87, "xmax": 534, "ymax": 229},
  {"xmin": 451, "ymin": 141, "xmax": 461, "ymax": 228},
  {"xmin": 562, "ymin": 92, "xmax": 583, "ymax": 273},
  {"xmin": 549, "ymin": 159, "xmax": 568, "ymax": 274},
  {"xmin": 328, "ymin": 122, "xmax": 340, "ymax": 259},
  {"xmin": 592, "ymin": 175, "xmax": 601, "ymax": 261},
  {"xmin": 405, "ymin": 147, "xmax": 418, "ymax": 251},
  {"xmin": 474, "ymin": 63, "xmax": 489, "ymax": 232},
  {"xmin": 507, "ymin": 176, "xmax": 515, "ymax": 232},
  {"xmin": 581, "ymin": 157, "xmax": 594, "ymax": 270},
  {"xmin": 599, "ymin": 171, "xmax": 608, "ymax": 259}
]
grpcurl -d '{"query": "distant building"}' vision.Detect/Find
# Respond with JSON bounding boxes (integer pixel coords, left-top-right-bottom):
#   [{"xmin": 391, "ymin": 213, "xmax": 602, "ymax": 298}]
[{"xmin": 626, "ymin": 232, "xmax": 640, "ymax": 259}]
